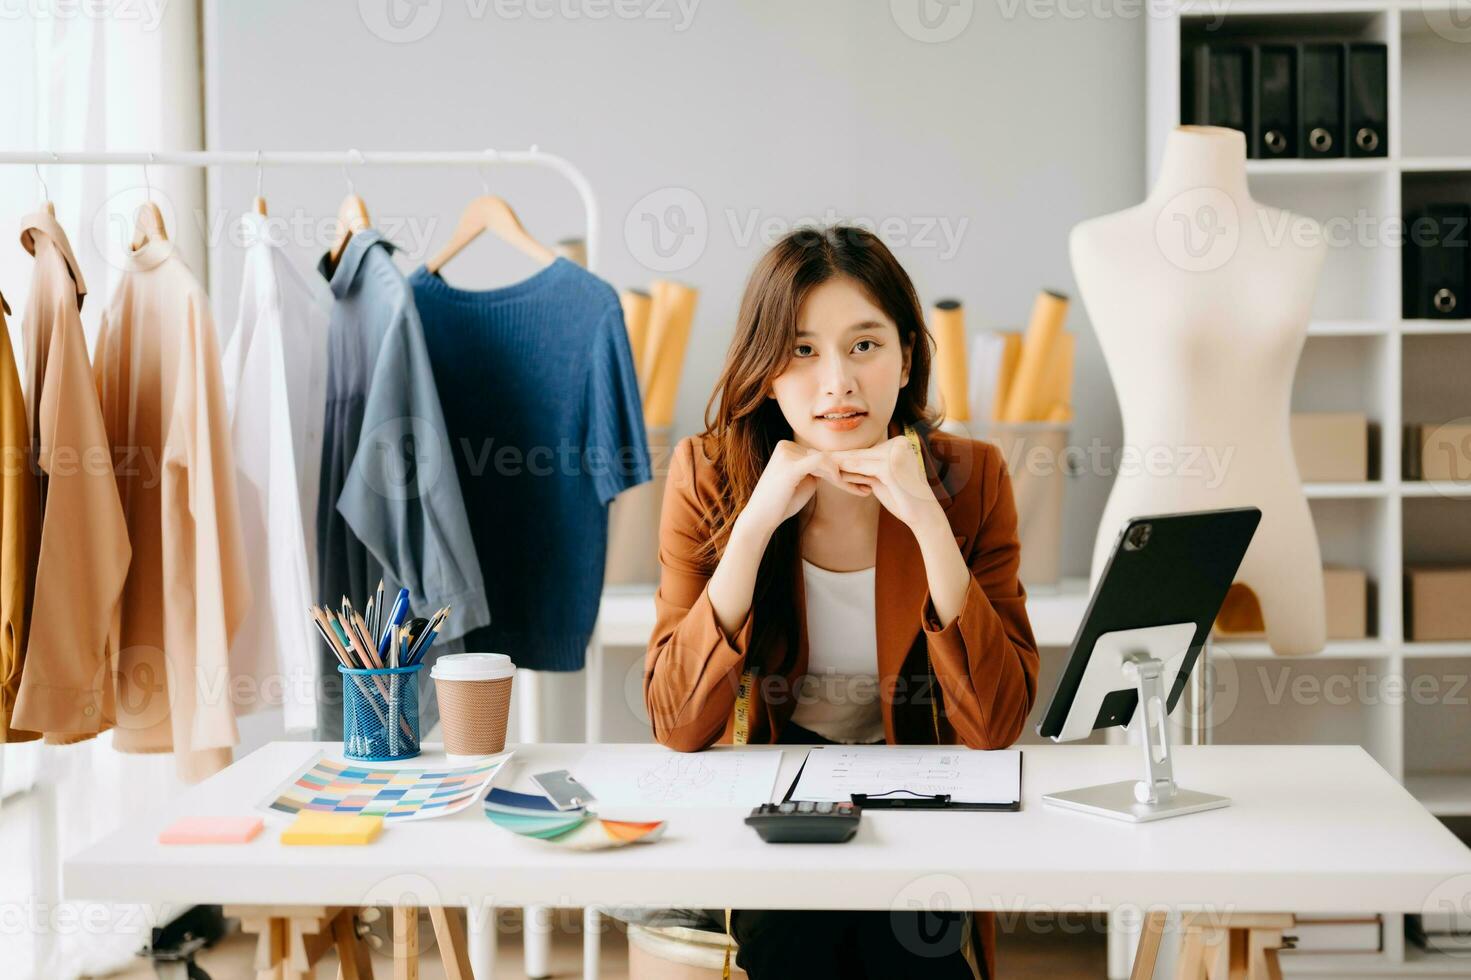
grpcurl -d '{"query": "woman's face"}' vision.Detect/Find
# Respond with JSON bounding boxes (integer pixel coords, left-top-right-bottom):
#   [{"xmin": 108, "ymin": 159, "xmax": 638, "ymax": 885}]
[{"xmin": 768, "ymin": 275, "xmax": 912, "ymax": 452}]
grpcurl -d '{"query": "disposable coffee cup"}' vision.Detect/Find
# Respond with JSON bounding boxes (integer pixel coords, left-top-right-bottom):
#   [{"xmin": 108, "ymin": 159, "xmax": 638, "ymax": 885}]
[{"xmin": 430, "ymin": 653, "xmax": 516, "ymax": 758}]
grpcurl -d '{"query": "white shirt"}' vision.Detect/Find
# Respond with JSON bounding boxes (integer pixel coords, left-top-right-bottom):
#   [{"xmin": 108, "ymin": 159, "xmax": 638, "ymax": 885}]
[
  {"xmin": 221, "ymin": 213, "xmax": 331, "ymax": 732},
  {"xmin": 790, "ymin": 559, "xmax": 885, "ymax": 745}
]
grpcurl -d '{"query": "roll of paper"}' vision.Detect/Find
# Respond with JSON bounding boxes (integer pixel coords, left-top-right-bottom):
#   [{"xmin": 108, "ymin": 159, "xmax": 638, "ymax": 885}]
[
  {"xmin": 992, "ymin": 332, "xmax": 1023, "ymax": 422},
  {"xmin": 931, "ymin": 299, "xmax": 969, "ymax": 423},
  {"xmin": 643, "ymin": 280, "xmax": 698, "ymax": 428},
  {"xmin": 620, "ymin": 288, "xmax": 653, "ymax": 384},
  {"xmin": 1001, "ymin": 290, "xmax": 1069, "ymax": 422},
  {"xmin": 555, "ymin": 237, "xmax": 587, "ymax": 268}
]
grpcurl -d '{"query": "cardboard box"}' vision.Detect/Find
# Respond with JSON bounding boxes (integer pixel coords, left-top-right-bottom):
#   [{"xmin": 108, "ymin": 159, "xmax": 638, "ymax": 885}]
[
  {"xmin": 1323, "ymin": 566, "xmax": 1369, "ymax": 640},
  {"xmin": 1408, "ymin": 422, "xmax": 1471, "ymax": 482},
  {"xmin": 1405, "ymin": 566, "xmax": 1471, "ymax": 642},
  {"xmin": 1292, "ymin": 412, "xmax": 1371, "ymax": 483}
]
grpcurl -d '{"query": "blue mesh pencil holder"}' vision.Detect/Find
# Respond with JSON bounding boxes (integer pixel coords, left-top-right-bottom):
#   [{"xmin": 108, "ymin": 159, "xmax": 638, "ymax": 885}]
[{"xmin": 339, "ymin": 663, "xmax": 423, "ymax": 761}]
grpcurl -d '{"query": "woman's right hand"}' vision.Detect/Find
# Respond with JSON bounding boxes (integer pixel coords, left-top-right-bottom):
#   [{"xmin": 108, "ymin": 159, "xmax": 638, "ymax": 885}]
[{"xmin": 735, "ymin": 440, "xmax": 863, "ymax": 541}]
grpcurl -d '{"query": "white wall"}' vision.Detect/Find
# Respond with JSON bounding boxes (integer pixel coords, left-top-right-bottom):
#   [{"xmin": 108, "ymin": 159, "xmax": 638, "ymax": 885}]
[{"xmin": 204, "ymin": 0, "xmax": 1144, "ymax": 737}]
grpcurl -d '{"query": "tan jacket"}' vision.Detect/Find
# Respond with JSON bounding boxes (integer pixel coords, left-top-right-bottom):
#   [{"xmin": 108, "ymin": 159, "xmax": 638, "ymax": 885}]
[
  {"xmin": 93, "ymin": 239, "xmax": 251, "ymax": 782},
  {"xmin": 0, "ymin": 293, "xmax": 40, "ymax": 743},
  {"xmin": 646, "ymin": 426, "xmax": 1039, "ymax": 980},
  {"xmin": 12, "ymin": 211, "xmax": 131, "ymax": 743}
]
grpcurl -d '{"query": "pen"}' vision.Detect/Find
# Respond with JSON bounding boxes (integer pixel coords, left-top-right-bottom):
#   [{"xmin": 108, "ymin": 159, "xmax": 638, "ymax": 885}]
[{"xmin": 378, "ymin": 588, "xmax": 411, "ymax": 658}]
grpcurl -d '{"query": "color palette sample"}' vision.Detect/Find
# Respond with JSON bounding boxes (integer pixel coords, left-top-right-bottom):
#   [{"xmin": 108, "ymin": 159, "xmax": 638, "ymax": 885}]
[{"xmin": 262, "ymin": 752, "xmax": 509, "ymax": 822}]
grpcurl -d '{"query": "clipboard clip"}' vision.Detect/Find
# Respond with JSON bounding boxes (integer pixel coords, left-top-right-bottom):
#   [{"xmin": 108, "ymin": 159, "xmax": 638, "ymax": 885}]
[{"xmin": 850, "ymin": 788, "xmax": 952, "ymax": 809}]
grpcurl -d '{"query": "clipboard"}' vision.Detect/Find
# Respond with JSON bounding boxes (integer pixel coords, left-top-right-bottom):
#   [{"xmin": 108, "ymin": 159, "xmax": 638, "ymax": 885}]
[{"xmin": 780, "ymin": 747, "xmax": 1023, "ymax": 812}]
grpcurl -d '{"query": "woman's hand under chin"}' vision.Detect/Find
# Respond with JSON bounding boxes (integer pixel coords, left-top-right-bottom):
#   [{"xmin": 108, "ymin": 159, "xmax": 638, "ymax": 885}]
[{"xmin": 829, "ymin": 436, "xmax": 945, "ymax": 532}]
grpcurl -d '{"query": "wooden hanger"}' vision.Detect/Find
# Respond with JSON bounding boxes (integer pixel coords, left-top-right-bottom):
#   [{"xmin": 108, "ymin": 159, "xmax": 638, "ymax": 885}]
[
  {"xmin": 35, "ymin": 163, "xmax": 54, "ymax": 216},
  {"xmin": 425, "ymin": 170, "xmax": 556, "ymax": 275},
  {"xmin": 130, "ymin": 155, "xmax": 167, "ymax": 250},
  {"xmin": 329, "ymin": 154, "xmax": 371, "ymax": 267},
  {"xmin": 252, "ymin": 151, "xmax": 268, "ymax": 216}
]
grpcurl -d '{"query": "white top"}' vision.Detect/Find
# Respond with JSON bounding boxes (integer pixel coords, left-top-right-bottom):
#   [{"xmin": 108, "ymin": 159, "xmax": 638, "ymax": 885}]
[
  {"xmin": 63, "ymin": 742, "xmax": 1471, "ymax": 916},
  {"xmin": 790, "ymin": 560, "xmax": 884, "ymax": 745},
  {"xmin": 221, "ymin": 213, "xmax": 332, "ymax": 732}
]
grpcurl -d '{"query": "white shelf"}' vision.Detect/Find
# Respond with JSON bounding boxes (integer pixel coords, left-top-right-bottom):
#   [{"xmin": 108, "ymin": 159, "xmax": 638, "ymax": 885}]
[
  {"xmin": 1311, "ymin": 320, "xmax": 1395, "ymax": 337},
  {"xmin": 1402, "ymin": 482, "xmax": 1471, "ymax": 498},
  {"xmin": 1149, "ymin": 5, "xmax": 1471, "ymax": 974},
  {"xmin": 1211, "ymin": 639, "xmax": 1393, "ymax": 659},
  {"xmin": 1403, "ymin": 947, "xmax": 1471, "ymax": 976},
  {"xmin": 1401, "ymin": 642, "xmax": 1471, "ymax": 657},
  {"xmin": 1248, "ymin": 158, "xmax": 1393, "ymax": 177},
  {"xmin": 1306, "ymin": 482, "xmax": 1390, "ymax": 499},
  {"xmin": 1405, "ymin": 773, "xmax": 1471, "ymax": 816},
  {"xmin": 1402, "ymin": 321, "xmax": 1471, "ymax": 337}
]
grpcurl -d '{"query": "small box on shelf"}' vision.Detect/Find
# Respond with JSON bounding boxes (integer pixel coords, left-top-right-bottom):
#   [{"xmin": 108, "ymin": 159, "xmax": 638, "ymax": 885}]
[
  {"xmin": 1405, "ymin": 421, "xmax": 1471, "ymax": 483},
  {"xmin": 1292, "ymin": 412, "xmax": 1375, "ymax": 482},
  {"xmin": 1405, "ymin": 566, "xmax": 1471, "ymax": 641}
]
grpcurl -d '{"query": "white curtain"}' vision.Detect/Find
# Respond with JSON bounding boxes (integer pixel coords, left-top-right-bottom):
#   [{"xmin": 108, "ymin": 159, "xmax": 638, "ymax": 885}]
[{"xmin": 0, "ymin": 2, "xmax": 207, "ymax": 978}]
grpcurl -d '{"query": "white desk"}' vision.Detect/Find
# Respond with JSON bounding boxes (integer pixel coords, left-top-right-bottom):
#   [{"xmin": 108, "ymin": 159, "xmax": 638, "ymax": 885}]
[{"xmin": 65, "ymin": 741, "xmax": 1471, "ymax": 978}]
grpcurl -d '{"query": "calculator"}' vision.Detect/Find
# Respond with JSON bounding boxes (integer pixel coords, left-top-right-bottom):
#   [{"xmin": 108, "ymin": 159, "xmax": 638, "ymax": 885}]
[{"xmin": 744, "ymin": 801, "xmax": 861, "ymax": 843}]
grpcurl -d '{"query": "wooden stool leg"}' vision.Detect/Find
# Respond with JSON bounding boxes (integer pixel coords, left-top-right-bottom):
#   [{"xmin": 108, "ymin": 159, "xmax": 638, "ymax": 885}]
[
  {"xmin": 1176, "ymin": 927, "xmax": 1207, "ymax": 980},
  {"xmin": 428, "ymin": 907, "xmax": 474, "ymax": 980},
  {"xmin": 1131, "ymin": 910, "xmax": 1169, "ymax": 980},
  {"xmin": 1247, "ymin": 928, "xmax": 1287, "ymax": 980},
  {"xmin": 255, "ymin": 917, "xmax": 286, "ymax": 980},
  {"xmin": 394, "ymin": 907, "xmax": 420, "ymax": 980},
  {"xmin": 334, "ymin": 910, "xmax": 372, "ymax": 980},
  {"xmin": 1201, "ymin": 927, "xmax": 1230, "ymax": 980}
]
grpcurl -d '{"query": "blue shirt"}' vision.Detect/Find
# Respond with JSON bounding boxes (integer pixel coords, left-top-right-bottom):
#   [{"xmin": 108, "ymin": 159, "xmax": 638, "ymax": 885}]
[
  {"xmin": 410, "ymin": 258, "xmax": 651, "ymax": 670},
  {"xmin": 316, "ymin": 232, "xmax": 492, "ymax": 735}
]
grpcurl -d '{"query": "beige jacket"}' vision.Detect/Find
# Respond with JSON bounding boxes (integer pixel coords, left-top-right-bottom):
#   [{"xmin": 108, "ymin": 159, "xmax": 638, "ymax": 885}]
[
  {"xmin": 12, "ymin": 211, "xmax": 131, "ymax": 743},
  {"xmin": 93, "ymin": 238, "xmax": 251, "ymax": 781},
  {"xmin": 0, "ymin": 292, "xmax": 40, "ymax": 743}
]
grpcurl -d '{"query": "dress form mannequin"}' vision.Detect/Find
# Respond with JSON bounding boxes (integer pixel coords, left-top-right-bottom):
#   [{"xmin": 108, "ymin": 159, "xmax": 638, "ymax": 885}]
[{"xmin": 1071, "ymin": 125, "xmax": 1327, "ymax": 655}]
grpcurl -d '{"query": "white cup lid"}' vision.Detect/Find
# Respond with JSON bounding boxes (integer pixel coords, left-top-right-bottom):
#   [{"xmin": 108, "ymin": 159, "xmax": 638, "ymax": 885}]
[{"xmin": 430, "ymin": 652, "xmax": 516, "ymax": 682}]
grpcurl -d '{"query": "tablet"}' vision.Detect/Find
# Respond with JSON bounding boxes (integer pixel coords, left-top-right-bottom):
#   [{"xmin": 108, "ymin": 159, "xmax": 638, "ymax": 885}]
[{"xmin": 1035, "ymin": 507, "xmax": 1261, "ymax": 740}]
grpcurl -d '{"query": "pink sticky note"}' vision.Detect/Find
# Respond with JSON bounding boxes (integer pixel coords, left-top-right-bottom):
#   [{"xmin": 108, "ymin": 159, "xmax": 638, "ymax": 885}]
[{"xmin": 158, "ymin": 816, "xmax": 264, "ymax": 845}]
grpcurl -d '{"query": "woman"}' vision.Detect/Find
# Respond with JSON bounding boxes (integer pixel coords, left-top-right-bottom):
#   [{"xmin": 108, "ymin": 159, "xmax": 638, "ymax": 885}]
[{"xmin": 644, "ymin": 225, "xmax": 1040, "ymax": 978}]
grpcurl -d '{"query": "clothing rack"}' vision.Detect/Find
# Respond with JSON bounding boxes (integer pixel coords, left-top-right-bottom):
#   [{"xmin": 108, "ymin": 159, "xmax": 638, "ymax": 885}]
[
  {"xmin": 0, "ymin": 147, "xmax": 601, "ymax": 272},
  {"xmin": 1, "ymin": 146, "xmax": 604, "ymax": 980}
]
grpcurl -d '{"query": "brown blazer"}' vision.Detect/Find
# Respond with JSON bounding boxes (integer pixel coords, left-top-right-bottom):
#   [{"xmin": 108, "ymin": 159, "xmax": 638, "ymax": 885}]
[{"xmin": 645, "ymin": 425, "xmax": 1041, "ymax": 979}]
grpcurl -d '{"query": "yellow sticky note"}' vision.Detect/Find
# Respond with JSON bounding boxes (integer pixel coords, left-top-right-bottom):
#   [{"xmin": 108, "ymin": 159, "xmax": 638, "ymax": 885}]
[{"xmin": 280, "ymin": 812, "xmax": 383, "ymax": 846}]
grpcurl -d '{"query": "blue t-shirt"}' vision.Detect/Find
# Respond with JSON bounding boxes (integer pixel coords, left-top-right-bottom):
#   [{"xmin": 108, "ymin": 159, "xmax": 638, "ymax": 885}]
[{"xmin": 410, "ymin": 259, "xmax": 651, "ymax": 670}]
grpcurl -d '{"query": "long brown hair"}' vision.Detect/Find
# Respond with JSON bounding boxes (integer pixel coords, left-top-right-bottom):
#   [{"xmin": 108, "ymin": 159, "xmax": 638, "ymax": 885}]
[{"xmin": 696, "ymin": 225, "xmax": 936, "ymax": 675}]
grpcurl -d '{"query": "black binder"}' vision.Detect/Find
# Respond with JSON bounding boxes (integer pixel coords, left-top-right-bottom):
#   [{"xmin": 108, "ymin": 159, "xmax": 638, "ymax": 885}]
[
  {"xmin": 1183, "ymin": 43, "xmax": 1252, "ymax": 151},
  {"xmin": 1253, "ymin": 44, "xmax": 1298, "ymax": 159},
  {"xmin": 1300, "ymin": 42, "xmax": 1346, "ymax": 158},
  {"xmin": 1404, "ymin": 204, "xmax": 1471, "ymax": 320},
  {"xmin": 1346, "ymin": 42, "xmax": 1388, "ymax": 157}
]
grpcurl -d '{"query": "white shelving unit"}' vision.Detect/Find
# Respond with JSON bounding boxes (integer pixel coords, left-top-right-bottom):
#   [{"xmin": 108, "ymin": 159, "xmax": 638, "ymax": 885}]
[{"xmin": 1149, "ymin": 3, "xmax": 1471, "ymax": 976}]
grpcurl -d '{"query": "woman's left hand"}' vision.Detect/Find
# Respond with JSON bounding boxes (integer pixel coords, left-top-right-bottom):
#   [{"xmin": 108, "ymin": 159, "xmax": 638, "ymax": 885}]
[{"xmin": 830, "ymin": 436, "xmax": 944, "ymax": 532}]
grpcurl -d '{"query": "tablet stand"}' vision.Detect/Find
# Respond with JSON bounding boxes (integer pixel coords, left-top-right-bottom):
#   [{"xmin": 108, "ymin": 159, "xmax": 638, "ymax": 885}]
[{"xmin": 1043, "ymin": 626, "xmax": 1230, "ymax": 823}]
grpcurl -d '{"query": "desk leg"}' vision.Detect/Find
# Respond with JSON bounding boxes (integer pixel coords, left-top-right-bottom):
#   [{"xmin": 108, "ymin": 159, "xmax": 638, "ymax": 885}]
[
  {"xmin": 333, "ymin": 909, "xmax": 375, "ymax": 980},
  {"xmin": 519, "ymin": 670, "xmax": 551, "ymax": 980},
  {"xmin": 429, "ymin": 907, "xmax": 475, "ymax": 980},
  {"xmin": 467, "ymin": 905, "xmax": 498, "ymax": 979},
  {"xmin": 583, "ymin": 906, "xmax": 602, "ymax": 979},
  {"xmin": 394, "ymin": 907, "xmax": 420, "ymax": 980}
]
